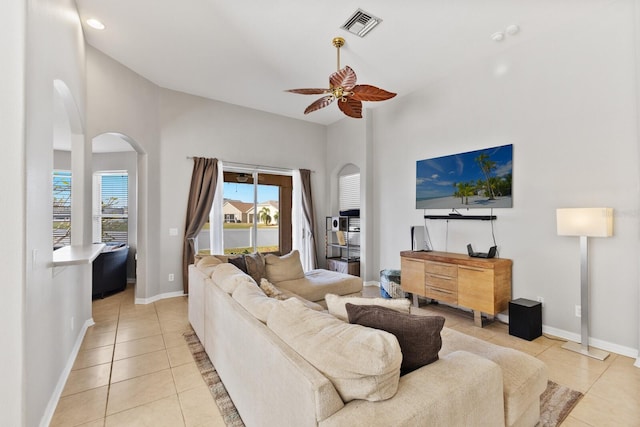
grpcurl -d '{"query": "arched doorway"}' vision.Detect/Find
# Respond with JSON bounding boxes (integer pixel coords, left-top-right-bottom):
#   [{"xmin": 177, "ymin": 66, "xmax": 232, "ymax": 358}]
[{"xmin": 91, "ymin": 132, "xmax": 146, "ymax": 298}]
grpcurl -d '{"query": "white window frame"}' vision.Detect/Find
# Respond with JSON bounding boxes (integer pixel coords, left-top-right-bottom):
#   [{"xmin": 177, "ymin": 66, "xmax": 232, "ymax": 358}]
[{"xmin": 93, "ymin": 171, "xmax": 129, "ymax": 244}]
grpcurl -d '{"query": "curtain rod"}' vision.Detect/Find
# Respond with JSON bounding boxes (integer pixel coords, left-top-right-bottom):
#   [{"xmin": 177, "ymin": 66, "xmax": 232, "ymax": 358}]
[{"xmin": 186, "ymin": 157, "xmax": 314, "ymax": 173}]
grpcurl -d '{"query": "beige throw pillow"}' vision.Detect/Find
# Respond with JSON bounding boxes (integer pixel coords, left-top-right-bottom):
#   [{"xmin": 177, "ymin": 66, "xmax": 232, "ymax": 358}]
[
  {"xmin": 267, "ymin": 298, "xmax": 402, "ymax": 403},
  {"xmin": 264, "ymin": 250, "xmax": 305, "ymax": 284},
  {"xmin": 325, "ymin": 294, "xmax": 411, "ymax": 321}
]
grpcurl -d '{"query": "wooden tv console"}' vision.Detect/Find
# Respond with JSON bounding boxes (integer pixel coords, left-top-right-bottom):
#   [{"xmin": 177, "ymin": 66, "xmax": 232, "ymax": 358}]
[{"xmin": 400, "ymin": 251, "xmax": 512, "ymax": 327}]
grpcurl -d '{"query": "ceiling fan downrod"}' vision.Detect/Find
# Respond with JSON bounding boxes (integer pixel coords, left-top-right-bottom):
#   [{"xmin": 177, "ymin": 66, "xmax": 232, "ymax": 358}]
[{"xmin": 332, "ymin": 37, "xmax": 345, "ymax": 71}]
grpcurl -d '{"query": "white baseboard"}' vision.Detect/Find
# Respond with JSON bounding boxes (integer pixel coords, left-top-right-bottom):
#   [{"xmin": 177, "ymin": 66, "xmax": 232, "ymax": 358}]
[
  {"xmin": 40, "ymin": 318, "xmax": 94, "ymax": 427},
  {"xmin": 135, "ymin": 290, "xmax": 186, "ymax": 305},
  {"xmin": 541, "ymin": 325, "xmax": 639, "ymax": 360}
]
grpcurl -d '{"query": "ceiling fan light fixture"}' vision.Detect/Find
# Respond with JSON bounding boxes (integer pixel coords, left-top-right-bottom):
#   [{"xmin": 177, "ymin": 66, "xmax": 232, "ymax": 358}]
[
  {"xmin": 236, "ymin": 173, "xmax": 249, "ymax": 183},
  {"xmin": 341, "ymin": 9, "xmax": 381, "ymax": 38}
]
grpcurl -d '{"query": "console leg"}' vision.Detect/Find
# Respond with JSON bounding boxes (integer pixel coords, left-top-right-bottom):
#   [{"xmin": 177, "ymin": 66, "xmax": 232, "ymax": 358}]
[
  {"xmin": 474, "ymin": 310, "xmax": 483, "ymax": 327},
  {"xmin": 412, "ymin": 293, "xmax": 419, "ymax": 307}
]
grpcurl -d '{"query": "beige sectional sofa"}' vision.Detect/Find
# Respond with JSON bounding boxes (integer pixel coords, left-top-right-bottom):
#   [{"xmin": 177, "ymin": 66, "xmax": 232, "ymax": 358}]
[{"xmin": 188, "ymin": 254, "xmax": 547, "ymax": 427}]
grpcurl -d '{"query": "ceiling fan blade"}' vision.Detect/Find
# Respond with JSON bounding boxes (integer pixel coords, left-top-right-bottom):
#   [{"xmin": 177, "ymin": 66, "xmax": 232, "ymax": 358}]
[
  {"xmin": 285, "ymin": 88, "xmax": 331, "ymax": 95},
  {"xmin": 304, "ymin": 95, "xmax": 335, "ymax": 114},
  {"xmin": 350, "ymin": 85, "xmax": 397, "ymax": 102},
  {"xmin": 329, "ymin": 66, "xmax": 357, "ymax": 90},
  {"xmin": 337, "ymin": 97, "xmax": 363, "ymax": 118}
]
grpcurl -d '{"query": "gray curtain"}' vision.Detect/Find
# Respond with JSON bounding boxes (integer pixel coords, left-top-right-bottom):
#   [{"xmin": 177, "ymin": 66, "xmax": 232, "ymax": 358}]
[
  {"xmin": 300, "ymin": 169, "xmax": 318, "ymax": 269},
  {"xmin": 182, "ymin": 157, "xmax": 218, "ymax": 293}
]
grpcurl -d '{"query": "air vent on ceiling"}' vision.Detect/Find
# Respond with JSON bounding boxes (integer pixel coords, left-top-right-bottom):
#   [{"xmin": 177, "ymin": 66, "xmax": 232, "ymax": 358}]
[{"xmin": 341, "ymin": 9, "xmax": 382, "ymax": 38}]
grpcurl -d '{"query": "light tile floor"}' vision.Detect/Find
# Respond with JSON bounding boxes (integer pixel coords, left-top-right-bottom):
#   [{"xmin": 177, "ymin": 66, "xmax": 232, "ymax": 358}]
[
  {"xmin": 51, "ymin": 285, "xmax": 225, "ymax": 427},
  {"xmin": 52, "ymin": 285, "xmax": 640, "ymax": 426}
]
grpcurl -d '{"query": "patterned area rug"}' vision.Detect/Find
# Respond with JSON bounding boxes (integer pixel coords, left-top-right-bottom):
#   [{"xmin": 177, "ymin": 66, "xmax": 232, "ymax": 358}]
[
  {"xmin": 183, "ymin": 331, "xmax": 245, "ymax": 427},
  {"xmin": 184, "ymin": 331, "xmax": 582, "ymax": 427},
  {"xmin": 538, "ymin": 380, "xmax": 583, "ymax": 426}
]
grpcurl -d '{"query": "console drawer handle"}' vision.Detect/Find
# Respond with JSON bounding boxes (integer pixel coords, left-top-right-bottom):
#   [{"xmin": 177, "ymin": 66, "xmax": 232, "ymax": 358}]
[{"xmin": 459, "ymin": 266, "xmax": 486, "ymax": 272}]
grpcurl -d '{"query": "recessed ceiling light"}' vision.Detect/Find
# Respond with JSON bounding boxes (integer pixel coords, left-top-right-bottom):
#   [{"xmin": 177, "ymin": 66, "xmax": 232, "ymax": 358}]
[{"xmin": 86, "ymin": 18, "xmax": 105, "ymax": 30}]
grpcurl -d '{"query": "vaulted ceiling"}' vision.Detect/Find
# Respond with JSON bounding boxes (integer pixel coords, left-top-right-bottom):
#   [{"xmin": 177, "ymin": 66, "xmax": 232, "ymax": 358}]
[{"xmin": 76, "ymin": 0, "xmax": 613, "ymax": 126}]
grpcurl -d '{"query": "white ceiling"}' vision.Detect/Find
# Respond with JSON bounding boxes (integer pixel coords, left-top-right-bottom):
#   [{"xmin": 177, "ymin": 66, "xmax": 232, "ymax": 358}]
[{"xmin": 75, "ymin": 0, "xmax": 614, "ymax": 126}]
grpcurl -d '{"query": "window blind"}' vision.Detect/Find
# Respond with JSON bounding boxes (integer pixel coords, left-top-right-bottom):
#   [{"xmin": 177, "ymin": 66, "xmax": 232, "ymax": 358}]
[{"xmin": 339, "ymin": 173, "xmax": 360, "ymax": 211}]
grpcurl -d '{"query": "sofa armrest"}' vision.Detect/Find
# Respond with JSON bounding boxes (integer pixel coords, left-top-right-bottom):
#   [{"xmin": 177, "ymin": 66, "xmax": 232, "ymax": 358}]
[{"xmin": 319, "ymin": 350, "xmax": 505, "ymax": 427}]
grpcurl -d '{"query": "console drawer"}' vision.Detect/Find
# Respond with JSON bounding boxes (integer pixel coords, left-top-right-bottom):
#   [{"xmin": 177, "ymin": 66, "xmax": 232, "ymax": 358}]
[
  {"xmin": 424, "ymin": 261, "xmax": 458, "ymax": 278},
  {"xmin": 425, "ymin": 273, "xmax": 457, "ymax": 291},
  {"xmin": 425, "ymin": 286, "xmax": 457, "ymax": 304}
]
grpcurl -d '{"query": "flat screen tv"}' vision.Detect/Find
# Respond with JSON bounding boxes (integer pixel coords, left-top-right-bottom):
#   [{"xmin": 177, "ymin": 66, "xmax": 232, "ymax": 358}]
[{"xmin": 416, "ymin": 144, "xmax": 513, "ymax": 209}]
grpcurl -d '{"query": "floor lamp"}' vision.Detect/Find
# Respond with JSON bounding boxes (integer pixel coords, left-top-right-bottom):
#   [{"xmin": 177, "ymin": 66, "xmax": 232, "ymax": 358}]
[{"xmin": 556, "ymin": 207, "xmax": 613, "ymax": 360}]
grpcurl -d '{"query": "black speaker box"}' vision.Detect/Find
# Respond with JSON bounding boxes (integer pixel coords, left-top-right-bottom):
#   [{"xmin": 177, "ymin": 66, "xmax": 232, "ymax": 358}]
[{"xmin": 509, "ymin": 298, "xmax": 542, "ymax": 341}]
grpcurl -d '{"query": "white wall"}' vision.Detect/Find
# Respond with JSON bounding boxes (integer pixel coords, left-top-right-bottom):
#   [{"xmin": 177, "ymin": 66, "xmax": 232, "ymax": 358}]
[
  {"xmin": 86, "ymin": 46, "xmax": 159, "ymax": 301},
  {"xmin": 0, "ymin": 0, "xmax": 26, "ymax": 425},
  {"xmin": 158, "ymin": 89, "xmax": 327, "ymax": 294},
  {"xmin": 22, "ymin": 0, "xmax": 90, "ymax": 426},
  {"xmin": 370, "ymin": 0, "xmax": 639, "ymax": 354}
]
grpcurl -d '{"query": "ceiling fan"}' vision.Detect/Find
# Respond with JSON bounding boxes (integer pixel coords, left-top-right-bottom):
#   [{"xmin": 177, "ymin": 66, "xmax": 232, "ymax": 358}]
[{"xmin": 286, "ymin": 37, "xmax": 396, "ymax": 119}]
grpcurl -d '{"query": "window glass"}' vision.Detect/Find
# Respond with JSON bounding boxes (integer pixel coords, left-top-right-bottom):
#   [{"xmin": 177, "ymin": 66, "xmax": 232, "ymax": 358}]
[
  {"xmin": 93, "ymin": 172, "xmax": 128, "ymax": 244},
  {"xmin": 53, "ymin": 170, "xmax": 72, "ymax": 248}
]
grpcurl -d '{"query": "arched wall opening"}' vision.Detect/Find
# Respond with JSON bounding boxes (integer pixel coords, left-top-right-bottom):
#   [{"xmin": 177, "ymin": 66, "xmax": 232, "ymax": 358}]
[{"xmin": 91, "ymin": 132, "xmax": 147, "ymax": 298}]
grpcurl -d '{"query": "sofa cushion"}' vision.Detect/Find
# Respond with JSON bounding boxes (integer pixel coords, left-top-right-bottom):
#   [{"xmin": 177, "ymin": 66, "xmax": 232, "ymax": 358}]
[
  {"xmin": 211, "ymin": 262, "xmax": 256, "ymax": 294},
  {"xmin": 346, "ymin": 304, "xmax": 445, "ymax": 376},
  {"xmin": 440, "ymin": 327, "xmax": 548, "ymax": 427},
  {"xmin": 232, "ymin": 280, "xmax": 278, "ymax": 323},
  {"xmin": 244, "ymin": 252, "xmax": 266, "ymax": 283},
  {"xmin": 267, "ymin": 298, "xmax": 402, "ymax": 403},
  {"xmin": 264, "ymin": 250, "xmax": 305, "ymax": 283},
  {"xmin": 325, "ymin": 294, "xmax": 411, "ymax": 321},
  {"xmin": 276, "ymin": 269, "xmax": 363, "ymax": 303},
  {"xmin": 195, "ymin": 255, "xmax": 226, "ymax": 276}
]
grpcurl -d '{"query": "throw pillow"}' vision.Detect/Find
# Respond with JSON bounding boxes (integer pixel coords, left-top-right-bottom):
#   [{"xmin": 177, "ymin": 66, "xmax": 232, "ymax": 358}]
[
  {"xmin": 264, "ymin": 250, "xmax": 305, "ymax": 284},
  {"xmin": 228, "ymin": 256, "xmax": 248, "ymax": 274},
  {"xmin": 260, "ymin": 278, "xmax": 289, "ymax": 301},
  {"xmin": 346, "ymin": 304, "xmax": 445, "ymax": 376},
  {"xmin": 325, "ymin": 294, "xmax": 411, "ymax": 322},
  {"xmin": 244, "ymin": 252, "xmax": 266, "ymax": 284}
]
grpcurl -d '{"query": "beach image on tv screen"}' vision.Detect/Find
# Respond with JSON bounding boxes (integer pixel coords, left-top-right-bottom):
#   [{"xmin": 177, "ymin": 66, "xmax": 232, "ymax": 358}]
[{"xmin": 416, "ymin": 144, "xmax": 513, "ymax": 209}]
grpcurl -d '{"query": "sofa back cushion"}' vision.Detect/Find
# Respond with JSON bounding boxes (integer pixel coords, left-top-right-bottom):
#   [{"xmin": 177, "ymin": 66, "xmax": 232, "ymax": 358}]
[
  {"xmin": 267, "ymin": 298, "xmax": 401, "ymax": 403},
  {"xmin": 346, "ymin": 304, "xmax": 445, "ymax": 376},
  {"xmin": 232, "ymin": 281, "xmax": 278, "ymax": 323},
  {"xmin": 264, "ymin": 250, "xmax": 305, "ymax": 284},
  {"xmin": 325, "ymin": 294, "xmax": 411, "ymax": 321},
  {"xmin": 211, "ymin": 262, "xmax": 256, "ymax": 294}
]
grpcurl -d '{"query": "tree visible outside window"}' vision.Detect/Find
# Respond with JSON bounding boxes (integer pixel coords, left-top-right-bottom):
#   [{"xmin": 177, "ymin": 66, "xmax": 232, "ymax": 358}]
[
  {"xmin": 199, "ymin": 171, "xmax": 292, "ymax": 255},
  {"xmin": 93, "ymin": 172, "xmax": 128, "ymax": 244},
  {"xmin": 53, "ymin": 170, "xmax": 72, "ymax": 248}
]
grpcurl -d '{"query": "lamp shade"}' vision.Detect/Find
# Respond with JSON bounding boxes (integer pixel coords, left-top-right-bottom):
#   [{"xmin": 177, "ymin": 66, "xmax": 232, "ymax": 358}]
[{"xmin": 556, "ymin": 208, "xmax": 613, "ymax": 237}]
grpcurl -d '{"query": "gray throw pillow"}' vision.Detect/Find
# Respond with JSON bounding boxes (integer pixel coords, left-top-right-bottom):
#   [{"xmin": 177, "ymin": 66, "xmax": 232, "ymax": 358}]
[
  {"xmin": 244, "ymin": 253, "xmax": 266, "ymax": 284},
  {"xmin": 346, "ymin": 304, "xmax": 445, "ymax": 376},
  {"xmin": 228, "ymin": 256, "xmax": 248, "ymax": 274}
]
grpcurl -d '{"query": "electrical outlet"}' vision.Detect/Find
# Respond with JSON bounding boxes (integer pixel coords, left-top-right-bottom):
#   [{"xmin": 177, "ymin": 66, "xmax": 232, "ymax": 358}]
[
  {"xmin": 536, "ymin": 296, "xmax": 544, "ymax": 305},
  {"xmin": 575, "ymin": 305, "xmax": 581, "ymax": 317},
  {"xmin": 168, "ymin": 274, "xmax": 175, "ymax": 282},
  {"xmin": 70, "ymin": 316, "xmax": 75, "ymax": 331}
]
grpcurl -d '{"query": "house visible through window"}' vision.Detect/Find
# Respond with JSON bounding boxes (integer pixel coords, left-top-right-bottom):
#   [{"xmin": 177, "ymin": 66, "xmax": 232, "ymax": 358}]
[
  {"xmin": 199, "ymin": 169, "xmax": 292, "ymax": 255},
  {"xmin": 53, "ymin": 170, "xmax": 72, "ymax": 248},
  {"xmin": 93, "ymin": 172, "xmax": 128, "ymax": 244}
]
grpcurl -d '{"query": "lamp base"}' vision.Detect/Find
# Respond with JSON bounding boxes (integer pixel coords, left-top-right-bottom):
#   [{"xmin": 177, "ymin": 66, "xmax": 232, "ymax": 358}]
[{"xmin": 562, "ymin": 341, "xmax": 610, "ymax": 361}]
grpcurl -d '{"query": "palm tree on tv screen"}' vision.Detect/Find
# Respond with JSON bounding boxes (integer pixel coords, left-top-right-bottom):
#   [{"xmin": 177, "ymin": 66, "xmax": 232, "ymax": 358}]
[{"xmin": 475, "ymin": 153, "xmax": 497, "ymax": 200}]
